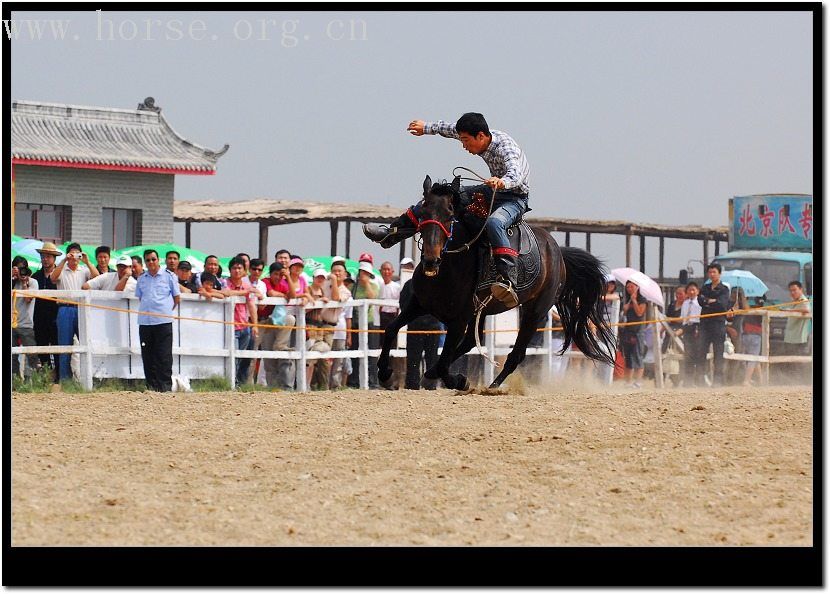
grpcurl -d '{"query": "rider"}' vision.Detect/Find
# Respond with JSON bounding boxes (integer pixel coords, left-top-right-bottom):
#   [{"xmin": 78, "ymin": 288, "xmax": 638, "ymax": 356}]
[{"xmin": 362, "ymin": 112, "xmax": 530, "ymax": 308}]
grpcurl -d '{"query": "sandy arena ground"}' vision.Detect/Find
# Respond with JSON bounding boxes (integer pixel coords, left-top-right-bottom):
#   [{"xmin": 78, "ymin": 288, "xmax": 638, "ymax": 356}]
[{"xmin": 12, "ymin": 380, "xmax": 813, "ymax": 546}]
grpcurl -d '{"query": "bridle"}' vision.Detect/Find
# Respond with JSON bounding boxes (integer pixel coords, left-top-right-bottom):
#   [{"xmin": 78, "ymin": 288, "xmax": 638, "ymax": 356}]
[{"xmin": 416, "ymin": 167, "xmax": 498, "ymax": 256}]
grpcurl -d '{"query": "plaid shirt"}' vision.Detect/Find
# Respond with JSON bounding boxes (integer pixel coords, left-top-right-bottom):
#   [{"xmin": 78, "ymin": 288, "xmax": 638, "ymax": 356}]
[{"xmin": 424, "ymin": 120, "xmax": 530, "ymax": 195}]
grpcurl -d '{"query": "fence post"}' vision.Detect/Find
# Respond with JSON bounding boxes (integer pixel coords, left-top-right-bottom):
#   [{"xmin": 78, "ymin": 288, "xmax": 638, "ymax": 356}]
[
  {"xmin": 761, "ymin": 311, "xmax": 770, "ymax": 385},
  {"xmin": 78, "ymin": 293, "xmax": 94, "ymax": 391},
  {"xmin": 543, "ymin": 309, "xmax": 553, "ymax": 383},
  {"xmin": 651, "ymin": 303, "xmax": 664, "ymax": 388},
  {"xmin": 296, "ymin": 302, "xmax": 308, "ymax": 392},
  {"xmin": 359, "ymin": 301, "xmax": 369, "ymax": 389},
  {"xmin": 604, "ymin": 299, "xmax": 621, "ymax": 385},
  {"xmin": 225, "ymin": 298, "xmax": 236, "ymax": 389},
  {"xmin": 484, "ymin": 314, "xmax": 495, "ymax": 386}
]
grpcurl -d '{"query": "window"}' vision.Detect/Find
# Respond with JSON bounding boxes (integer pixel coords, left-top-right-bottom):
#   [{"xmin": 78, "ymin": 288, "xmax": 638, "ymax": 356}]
[
  {"xmin": 714, "ymin": 257, "xmax": 800, "ymax": 303},
  {"xmin": 14, "ymin": 203, "xmax": 69, "ymax": 243},
  {"xmin": 102, "ymin": 208, "xmax": 141, "ymax": 249}
]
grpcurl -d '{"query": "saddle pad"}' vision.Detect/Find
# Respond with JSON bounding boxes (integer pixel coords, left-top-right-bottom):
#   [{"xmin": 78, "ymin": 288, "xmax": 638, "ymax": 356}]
[{"xmin": 475, "ymin": 221, "xmax": 542, "ymax": 293}]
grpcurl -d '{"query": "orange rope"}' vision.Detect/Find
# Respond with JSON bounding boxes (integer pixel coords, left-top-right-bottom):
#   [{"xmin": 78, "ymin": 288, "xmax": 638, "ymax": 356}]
[{"xmin": 10, "ymin": 291, "xmax": 811, "ymax": 335}]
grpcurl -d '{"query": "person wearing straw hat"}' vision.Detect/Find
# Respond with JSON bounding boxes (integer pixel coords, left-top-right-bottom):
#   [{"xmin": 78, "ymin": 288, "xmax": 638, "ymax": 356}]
[{"xmin": 31, "ymin": 241, "xmax": 62, "ymax": 379}]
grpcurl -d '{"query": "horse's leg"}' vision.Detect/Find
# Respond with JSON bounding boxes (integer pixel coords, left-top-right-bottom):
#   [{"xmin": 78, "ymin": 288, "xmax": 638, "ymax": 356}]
[
  {"xmin": 490, "ymin": 302, "xmax": 546, "ymax": 388},
  {"xmin": 377, "ymin": 302, "xmax": 425, "ymax": 388},
  {"xmin": 424, "ymin": 318, "xmax": 470, "ymax": 390},
  {"xmin": 447, "ymin": 314, "xmax": 486, "ymax": 366}
]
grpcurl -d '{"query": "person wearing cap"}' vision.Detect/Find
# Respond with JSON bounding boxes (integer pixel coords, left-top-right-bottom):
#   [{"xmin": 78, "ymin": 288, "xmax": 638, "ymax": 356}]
[
  {"xmin": 287, "ymin": 256, "xmax": 312, "ymax": 303},
  {"xmin": 95, "ymin": 245, "xmax": 112, "ymax": 275},
  {"xmin": 175, "ymin": 261, "xmax": 199, "ymax": 293},
  {"xmin": 135, "ymin": 249, "xmax": 181, "ymax": 392},
  {"xmin": 363, "ymin": 112, "xmax": 531, "ymax": 308},
  {"xmin": 32, "ymin": 241, "xmax": 62, "ymax": 378},
  {"xmin": 261, "ymin": 261, "xmax": 298, "ymax": 390},
  {"xmin": 82, "ymin": 254, "xmax": 137, "ymax": 292},
  {"xmin": 50, "ymin": 242, "xmax": 99, "ymax": 381},
  {"xmin": 12, "ymin": 266, "xmax": 41, "ymax": 379},
  {"xmin": 349, "ymin": 260, "xmax": 382, "ymax": 388}
]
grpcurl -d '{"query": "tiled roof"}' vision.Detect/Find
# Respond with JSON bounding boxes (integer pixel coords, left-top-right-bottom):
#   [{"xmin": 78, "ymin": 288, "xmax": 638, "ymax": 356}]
[{"xmin": 11, "ymin": 99, "xmax": 229, "ymax": 173}]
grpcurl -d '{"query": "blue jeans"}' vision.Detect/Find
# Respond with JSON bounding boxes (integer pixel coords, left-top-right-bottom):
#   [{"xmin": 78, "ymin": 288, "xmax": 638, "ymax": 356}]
[
  {"xmin": 411, "ymin": 184, "xmax": 529, "ymax": 250},
  {"xmin": 56, "ymin": 306, "xmax": 78, "ymax": 381},
  {"xmin": 235, "ymin": 327, "xmax": 252, "ymax": 387}
]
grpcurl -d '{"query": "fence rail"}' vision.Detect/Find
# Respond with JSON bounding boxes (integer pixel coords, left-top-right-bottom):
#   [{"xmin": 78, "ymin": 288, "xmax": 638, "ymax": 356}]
[{"xmin": 12, "ymin": 290, "xmax": 810, "ymax": 390}]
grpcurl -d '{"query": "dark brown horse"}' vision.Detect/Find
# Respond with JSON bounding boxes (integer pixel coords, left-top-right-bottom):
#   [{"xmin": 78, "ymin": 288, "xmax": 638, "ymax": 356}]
[{"xmin": 377, "ymin": 175, "xmax": 616, "ymax": 390}]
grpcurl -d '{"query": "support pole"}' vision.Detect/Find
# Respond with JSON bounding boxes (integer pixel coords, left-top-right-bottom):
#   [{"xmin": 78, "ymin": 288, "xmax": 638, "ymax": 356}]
[
  {"xmin": 185, "ymin": 221, "xmax": 192, "ymax": 248},
  {"xmin": 226, "ymin": 298, "xmax": 236, "ymax": 389},
  {"xmin": 639, "ymin": 235, "xmax": 646, "ymax": 273},
  {"xmin": 625, "ymin": 232, "xmax": 632, "ymax": 268},
  {"xmin": 659, "ymin": 237, "xmax": 665, "ymax": 281},
  {"xmin": 258, "ymin": 222, "xmax": 269, "ymax": 261},
  {"xmin": 703, "ymin": 235, "xmax": 709, "ymax": 267},
  {"xmin": 714, "ymin": 240, "xmax": 720, "ymax": 256},
  {"xmin": 330, "ymin": 221, "xmax": 338, "ymax": 256},
  {"xmin": 585, "ymin": 232, "xmax": 591, "ymax": 252},
  {"xmin": 345, "ymin": 222, "xmax": 351, "ymax": 259},
  {"xmin": 565, "ymin": 231, "xmax": 571, "ymax": 247}
]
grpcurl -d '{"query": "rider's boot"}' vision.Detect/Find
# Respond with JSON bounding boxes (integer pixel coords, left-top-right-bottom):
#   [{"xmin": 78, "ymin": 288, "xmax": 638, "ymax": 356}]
[
  {"xmin": 363, "ymin": 210, "xmax": 418, "ymax": 249},
  {"xmin": 491, "ymin": 250, "xmax": 520, "ymax": 308}
]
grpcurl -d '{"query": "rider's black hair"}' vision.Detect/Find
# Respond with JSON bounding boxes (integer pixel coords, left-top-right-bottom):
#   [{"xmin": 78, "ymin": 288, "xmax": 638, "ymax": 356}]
[{"xmin": 456, "ymin": 112, "xmax": 490, "ymax": 137}]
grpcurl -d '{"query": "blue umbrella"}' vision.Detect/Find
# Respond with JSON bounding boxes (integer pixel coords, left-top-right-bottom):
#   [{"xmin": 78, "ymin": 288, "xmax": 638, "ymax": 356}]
[{"xmin": 708, "ymin": 269, "xmax": 769, "ymax": 297}]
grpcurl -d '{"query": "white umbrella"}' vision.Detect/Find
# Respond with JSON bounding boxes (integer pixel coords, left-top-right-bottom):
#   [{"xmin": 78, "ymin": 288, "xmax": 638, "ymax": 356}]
[{"xmin": 611, "ymin": 267, "xmax": 665, "ymax": 308}]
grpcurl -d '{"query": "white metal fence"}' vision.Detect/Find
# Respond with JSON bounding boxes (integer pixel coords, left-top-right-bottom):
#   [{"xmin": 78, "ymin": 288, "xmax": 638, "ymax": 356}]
[{"xmin": 11, "ymin": 290, "xmax": 622, "ymax": 391}]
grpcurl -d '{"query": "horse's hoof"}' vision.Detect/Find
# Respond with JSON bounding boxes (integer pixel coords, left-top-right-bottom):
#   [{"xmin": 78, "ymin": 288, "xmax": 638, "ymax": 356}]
[
  {"xmin": 377, "ymin": 367, "xmax": 393, "ymax": 383},
  {"xmin": 423, "ymin": 367, "xmax": 439, "ymax": 380},
  {"xmin": 444, "ymin": 374, "xmax": 469, "ymax": 391}
]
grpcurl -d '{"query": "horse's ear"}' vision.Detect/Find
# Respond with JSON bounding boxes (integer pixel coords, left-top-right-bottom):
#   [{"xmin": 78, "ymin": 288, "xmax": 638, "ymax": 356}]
[
  {"xmin": 451, "ymin": 175, "xmax": 461, "ymax": 194},
  {"xmin": 423, "ymin": 175, "xmax": 432, "ymax": 195}
]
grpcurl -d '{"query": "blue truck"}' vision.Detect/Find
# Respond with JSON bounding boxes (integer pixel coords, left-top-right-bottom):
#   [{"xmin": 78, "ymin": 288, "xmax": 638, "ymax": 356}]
[{"xmin": 712, "ymin": 194, "xmax": 813, "ymax": 346}]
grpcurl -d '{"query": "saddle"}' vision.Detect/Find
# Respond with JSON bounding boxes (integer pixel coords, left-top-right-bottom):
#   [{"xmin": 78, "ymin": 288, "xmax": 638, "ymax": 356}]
[{"xmin": 472, "ymin": 219, "xmax": 542, "ymax": 294}]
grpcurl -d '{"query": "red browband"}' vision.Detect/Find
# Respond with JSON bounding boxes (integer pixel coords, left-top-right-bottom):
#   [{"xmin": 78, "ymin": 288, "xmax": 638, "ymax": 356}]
[{"xmin": 417, "ymin": 219, "xmax": 453, "ymax": 239}]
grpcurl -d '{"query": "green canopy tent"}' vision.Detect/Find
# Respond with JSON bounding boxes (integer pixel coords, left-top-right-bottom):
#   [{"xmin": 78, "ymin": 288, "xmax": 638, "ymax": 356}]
[{"xmin": 112, "ymin": 243, "xmax": 232, "ymax": 276}]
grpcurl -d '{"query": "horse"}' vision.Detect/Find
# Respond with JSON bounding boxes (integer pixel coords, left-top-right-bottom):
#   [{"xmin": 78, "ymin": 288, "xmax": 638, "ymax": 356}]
[{"xmin": 376, "ymin": 175, "xmax": 617, "ymax": 390}]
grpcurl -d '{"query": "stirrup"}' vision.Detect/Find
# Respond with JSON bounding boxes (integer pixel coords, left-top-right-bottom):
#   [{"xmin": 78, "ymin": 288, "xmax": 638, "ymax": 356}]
[{"xmin": 491, "ymin": 280, "xmax": 519, "ymax": 308}]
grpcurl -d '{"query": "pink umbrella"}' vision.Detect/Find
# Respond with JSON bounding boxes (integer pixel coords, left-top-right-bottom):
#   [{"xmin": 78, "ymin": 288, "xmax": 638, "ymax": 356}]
[{"xmin": 611, "ymin": 267, "xmax": 665, "ymax": 309}]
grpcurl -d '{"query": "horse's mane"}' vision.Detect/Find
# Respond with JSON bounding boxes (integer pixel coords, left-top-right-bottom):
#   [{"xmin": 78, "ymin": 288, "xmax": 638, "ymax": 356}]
[{"xmin": 430, "ymin": 182, "xmax": 456, "ymax": 197}]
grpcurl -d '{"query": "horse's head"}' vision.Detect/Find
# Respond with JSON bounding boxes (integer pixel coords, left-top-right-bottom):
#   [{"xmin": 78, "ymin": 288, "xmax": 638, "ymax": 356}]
[{"xmin": 418, "ymin": 174, "xmax": 461, "ymax": 277}]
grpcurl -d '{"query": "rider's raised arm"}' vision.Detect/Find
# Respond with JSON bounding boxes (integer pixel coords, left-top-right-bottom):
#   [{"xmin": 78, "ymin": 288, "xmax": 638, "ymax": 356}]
[
  {"xmin": 423, "ymin": 120, "xmax": 460, "ymax": 139},
  {"xmin": 494, "ymin": 133, "xmax": 530, "ymax": 191}
]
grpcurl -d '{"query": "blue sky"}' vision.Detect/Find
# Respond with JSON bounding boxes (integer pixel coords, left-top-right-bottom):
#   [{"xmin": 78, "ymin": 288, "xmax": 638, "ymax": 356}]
[{"xmin": 10, "ymin": 9, "xmax": 813, "ymax": 278}]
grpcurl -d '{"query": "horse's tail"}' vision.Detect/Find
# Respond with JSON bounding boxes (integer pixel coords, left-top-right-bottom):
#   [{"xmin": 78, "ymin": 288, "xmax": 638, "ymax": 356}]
[{"xmin": 556, "ymin": 246, "xmax": 617, "ymax": 367}]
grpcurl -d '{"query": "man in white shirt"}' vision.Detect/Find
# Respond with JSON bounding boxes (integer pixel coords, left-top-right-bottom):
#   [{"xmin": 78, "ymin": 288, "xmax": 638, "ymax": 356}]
[
  {"xmin": 677, "ymin": 281, "xmax": 703, "ymax": 387},
  {"xmin": 82, "ymin": 255, "xmax": 137, "ymax": 293},
  {"xmin": 50, "ymin": 242, "xmax": 99, "ymax": 381}
]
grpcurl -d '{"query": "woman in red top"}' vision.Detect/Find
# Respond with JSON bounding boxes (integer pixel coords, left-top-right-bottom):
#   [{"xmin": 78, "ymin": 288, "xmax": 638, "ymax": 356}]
[{"xmin": 736, "ymin": 289, "xmax": 763, "ymax": 386}]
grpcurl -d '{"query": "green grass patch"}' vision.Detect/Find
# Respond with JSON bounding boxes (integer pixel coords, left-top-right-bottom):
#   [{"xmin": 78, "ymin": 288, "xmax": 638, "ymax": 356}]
[
  {"xmin": 12, "ymin": 366, "xmax": 55, "ymax": 393},
  {"xmin": 191, "ymin": 376, "xmax": 233, "ymax": 392}
]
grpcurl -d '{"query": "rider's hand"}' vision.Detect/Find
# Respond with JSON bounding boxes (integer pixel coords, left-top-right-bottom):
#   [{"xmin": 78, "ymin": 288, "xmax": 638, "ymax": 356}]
[
  {"xmin": 407, "ymin": 120, "xmax": 425, "ymax": 136},
  {"xmin": 485, "ymin": 177, "xmax": 506, "ymax": 190}
]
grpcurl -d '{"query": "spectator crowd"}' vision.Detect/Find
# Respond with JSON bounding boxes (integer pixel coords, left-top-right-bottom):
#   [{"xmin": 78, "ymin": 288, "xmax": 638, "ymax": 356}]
[{"xmin": 12, "ymin": 243, "xmax": 812, "ymax": 392}]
